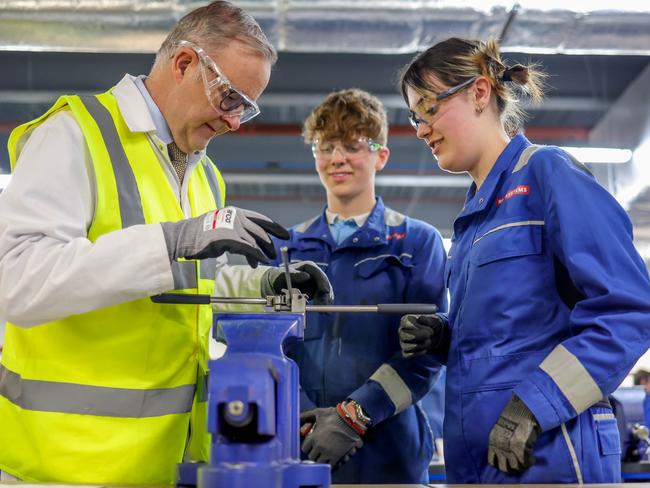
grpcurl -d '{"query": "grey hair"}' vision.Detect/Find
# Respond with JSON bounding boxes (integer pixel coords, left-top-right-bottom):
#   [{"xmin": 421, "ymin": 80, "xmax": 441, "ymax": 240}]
[{"xmin": 154, "ymin": 1, "xmax": 277, "ymax": 69}]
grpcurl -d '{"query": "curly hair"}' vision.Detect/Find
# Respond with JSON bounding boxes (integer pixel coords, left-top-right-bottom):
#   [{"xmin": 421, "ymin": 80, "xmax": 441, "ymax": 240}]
[{"xmin": 302, "ymin": 88, "xmax": 388, "ymax": 145}]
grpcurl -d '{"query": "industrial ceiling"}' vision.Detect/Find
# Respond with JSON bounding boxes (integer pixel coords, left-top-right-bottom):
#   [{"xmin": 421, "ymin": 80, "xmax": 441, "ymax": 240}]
[{"xmin": 0, "ymin": 0, "xmax": 649, "ymax": 264}]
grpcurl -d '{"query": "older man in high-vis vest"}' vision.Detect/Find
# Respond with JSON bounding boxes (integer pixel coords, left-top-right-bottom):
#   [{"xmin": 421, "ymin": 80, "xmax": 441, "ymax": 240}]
[{"xmin": 0, "ymin": 1, "xmax": 331, "ymax": 484}]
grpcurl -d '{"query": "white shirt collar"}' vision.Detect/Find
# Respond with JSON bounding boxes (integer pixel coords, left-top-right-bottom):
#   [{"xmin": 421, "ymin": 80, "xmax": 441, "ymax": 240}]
[
  {"xmin": 112, "ymin": 74, "xmax": 205, "ymax": 163},
  {"xmin": 132, "ymin": 75, "xmax": 173, "ymax": 144},
  {"xmin": 325, "ymin": 208, "xmax": 371, "ymax": 227}
]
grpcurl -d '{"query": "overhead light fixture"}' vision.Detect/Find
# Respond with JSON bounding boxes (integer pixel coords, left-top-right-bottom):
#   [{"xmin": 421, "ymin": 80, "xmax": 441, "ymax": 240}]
[
  {"xmin": 560, "ymin": 147, "xmax": 632, "ymax": 164},
  {"xmin": 517, "ymin": 0, "xmax": 650, "ymax": 11}
]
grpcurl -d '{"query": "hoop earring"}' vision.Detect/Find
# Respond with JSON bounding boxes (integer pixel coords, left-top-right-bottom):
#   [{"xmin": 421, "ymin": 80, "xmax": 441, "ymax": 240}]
[{"xmin": 476, "ymin": 105, "xmax": 484, "ymax": 114}]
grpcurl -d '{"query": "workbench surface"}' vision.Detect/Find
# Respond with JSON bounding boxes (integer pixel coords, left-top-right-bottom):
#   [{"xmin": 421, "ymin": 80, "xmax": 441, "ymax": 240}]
[{"xmin": 4, "ymin": 484, "xmax": 650, "ymax": 487}]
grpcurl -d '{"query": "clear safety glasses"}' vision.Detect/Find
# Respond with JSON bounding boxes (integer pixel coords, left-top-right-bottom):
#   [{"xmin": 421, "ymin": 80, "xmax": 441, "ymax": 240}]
[
  {"xmin": 311, "ymin": 137, "xmax": 384, "ymax": 159},
  {"xmin": 408, "ymin": 77, "xmax": 477, "ymax": 130},
  {"xmin": 177, "ymin": 40, "xmax": 260, "ymax": 124}
]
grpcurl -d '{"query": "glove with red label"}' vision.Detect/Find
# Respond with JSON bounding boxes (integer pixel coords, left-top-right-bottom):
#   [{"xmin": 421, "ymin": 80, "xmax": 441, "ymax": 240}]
[{"xmin": 161, "ymin": 206, "xmax": 289, "ymax": 267}]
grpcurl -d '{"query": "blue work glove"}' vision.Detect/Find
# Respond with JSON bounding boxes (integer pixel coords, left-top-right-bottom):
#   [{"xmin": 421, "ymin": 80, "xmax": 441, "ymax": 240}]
[
  {"xmin": 398, "ymin": 314, "xmax": 449, "ymax": 357},
  {"xmin": 261, "ymin": 261, "xmax": 333, "ymax": 304},
  {"xmin": 300, "ymin": 407, "xmax": 363, "ymax": 468},
  {"xmin": 161, "ymin": 206, "xmax": 289, "ymax": 267},
  {"xmin": 488, "ymin": 394, "xmax": 541, "ymax": 474}
]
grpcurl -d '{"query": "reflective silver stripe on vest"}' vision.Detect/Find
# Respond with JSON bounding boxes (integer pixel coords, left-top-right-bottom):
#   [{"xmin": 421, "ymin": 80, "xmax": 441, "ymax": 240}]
[
  {"xmin": 473, "ymin": 220, "xmax": 545, "ymax": 245},
  {"xmin": 560, "ymin": 423, "xmax": 583, "ymax": 484},
  {"xmin": 0, "ymin": 364, "xmax": 194, "ymax": 418},
  {"xmin": 512, "ymin": 145, "xmax": 541, "ymax": 173},
  {"xmin": 79, "ymin": 95, "xmax": 145, "ymax": 228},
  {"xmin": 202, "ymin": 160, "xmax": 223, "ymax": 207},
  {"xmin": 200, "ymin": 258, "xmax": 217, "ymax": 280},
  {"xmin": 172, "ymin": 261, "xmax": 198, "ymax": 289},
  {"xmin": 539, "ymin": 344, "xmax": 602, "ymax": 414},
  {"xmin": 369, "ymin": 364, "xmax": 412, "ymax": 414}
]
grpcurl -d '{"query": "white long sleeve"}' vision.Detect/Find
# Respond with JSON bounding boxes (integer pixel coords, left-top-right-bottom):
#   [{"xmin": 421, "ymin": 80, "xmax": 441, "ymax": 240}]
[
  {"xmin": 213, "ymin": 259, "xmax": 268, "ymax": 313},
  {"xmin": 0, "ymin": 110, "xmax": 173, "ymax": 327}
]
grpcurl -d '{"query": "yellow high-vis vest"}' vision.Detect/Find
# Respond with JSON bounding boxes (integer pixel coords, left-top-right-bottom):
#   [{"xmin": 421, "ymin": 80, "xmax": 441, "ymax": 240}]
[{"xmin": 0, "ymin": 89, "xmax": 226, "ymax": 484}]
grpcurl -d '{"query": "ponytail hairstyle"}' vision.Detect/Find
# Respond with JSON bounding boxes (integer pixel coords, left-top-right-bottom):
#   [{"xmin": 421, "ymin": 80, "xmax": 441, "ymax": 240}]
[{"xmin": 400, "ymin": 37, "xmax": 546, "ymax": 136}]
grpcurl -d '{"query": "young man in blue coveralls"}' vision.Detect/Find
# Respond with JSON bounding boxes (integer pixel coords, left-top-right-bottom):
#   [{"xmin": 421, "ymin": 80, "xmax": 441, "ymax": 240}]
[
  {"xmin": 266, "ymin": 88, "xmax": 448, "ymax": 484},
  {"xmin": 398, "ymin": 37, "xmax": 650, "ymax": 484}
]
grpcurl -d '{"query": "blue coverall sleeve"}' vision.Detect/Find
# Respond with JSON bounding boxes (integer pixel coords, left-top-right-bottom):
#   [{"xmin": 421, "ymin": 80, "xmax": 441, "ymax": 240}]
[
  {"xmin": 350, "ymin": 226, "xmax": 448, "ymax": 425},
  {"xmin": 514, "ymin": 148, "xmax": 650, "ymax": 431},
  {"xmin": 299, "ymin": 385, "xmax": 317, "ymax": 411}
]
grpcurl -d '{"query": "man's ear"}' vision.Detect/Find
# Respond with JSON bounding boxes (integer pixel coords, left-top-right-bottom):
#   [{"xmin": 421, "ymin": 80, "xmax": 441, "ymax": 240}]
[{"xmin": 171, "ymin": 48, "xmax": 195, "ymax": 82}]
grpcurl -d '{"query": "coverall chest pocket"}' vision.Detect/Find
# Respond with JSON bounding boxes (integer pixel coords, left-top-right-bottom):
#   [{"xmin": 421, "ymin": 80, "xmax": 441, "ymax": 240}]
[
  {"xmin": 462, "ymin": 222, "xmax": 546, "ymax": 347},
  {"xmin": 355, "ymin": 253, "xmax": 413, "ymax": 277},
  {"xmin": 288, "ymin": 242, "xmax": 328, "ymax": 266},
  {"xmin": 470, "ymin": 221, "xmax": 543, "ymax": 266},
  {"xmin": 354, "ymin": 253, "xmax": 414, "ymax": 304}
]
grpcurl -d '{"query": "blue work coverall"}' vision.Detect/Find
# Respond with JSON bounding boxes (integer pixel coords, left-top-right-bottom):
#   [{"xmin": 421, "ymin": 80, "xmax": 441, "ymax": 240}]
[
  {"xmin": 442, "ymin": 133, "xmax": 650, "ymax": 483},
  {"xmin": 274, "ymin": 198, "xmax": 447, "ymax": 484}
]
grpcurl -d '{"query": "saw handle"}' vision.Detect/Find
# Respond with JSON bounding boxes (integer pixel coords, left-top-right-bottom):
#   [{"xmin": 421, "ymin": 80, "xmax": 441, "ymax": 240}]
[
  {"xmin": 376, "ymin": 303, "xmax": 438, "ymax": 314},
  {"xmin": 151, "ymin": 293, "xmax": 211, "ymax": 305}
]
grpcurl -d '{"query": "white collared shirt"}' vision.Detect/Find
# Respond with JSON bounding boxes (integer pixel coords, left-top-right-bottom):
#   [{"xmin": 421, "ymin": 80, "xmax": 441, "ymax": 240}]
[
  {"xmin": 0, "ymin": 74, "xmax": 188, "ymax": 326},
  {"xmin": 324, "ymin": 209, "xmax": 370, "ymax": 227}
]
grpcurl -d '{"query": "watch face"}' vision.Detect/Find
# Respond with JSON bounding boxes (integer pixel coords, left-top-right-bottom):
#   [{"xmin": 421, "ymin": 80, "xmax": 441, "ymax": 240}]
[{"xmin": 352, "ymin": 401, "xmax": 372, "ymax": 425}]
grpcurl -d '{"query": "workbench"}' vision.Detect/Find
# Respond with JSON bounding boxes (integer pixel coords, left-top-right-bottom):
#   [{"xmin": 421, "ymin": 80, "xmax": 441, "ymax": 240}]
[{"xmin": 3, "ymin": 484, "xmax": 650, "ymax": 487}]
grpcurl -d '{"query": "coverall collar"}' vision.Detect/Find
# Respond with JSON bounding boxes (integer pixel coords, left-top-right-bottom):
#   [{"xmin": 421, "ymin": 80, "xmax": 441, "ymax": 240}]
[
  {"xmin": 457, "ymin": 133, "xmax": 530, "ymax": 219},
  {"xmin": 297, "ymin": 197, "xmax": 389, "ymax": 249}
]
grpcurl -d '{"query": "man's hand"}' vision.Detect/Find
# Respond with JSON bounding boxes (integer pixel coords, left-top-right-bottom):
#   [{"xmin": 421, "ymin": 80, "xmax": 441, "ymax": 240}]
[
  {"xmin": 160, "ymin": 206, "xmax": 289, "ymax": 267},
  {"xmin": 261, "ymin": 261, "xmax": 333, "ymax": 304},
  {"xmin": 398, "ymin": 313, "xmax": 449, "ymax": 357},
  {"xmin": 300, "ymin": 407, "xmax": 363, "ymax": 468},
  {"xmin": 487, "ymin": 394, "xmax": 541, "ymax": 474}
]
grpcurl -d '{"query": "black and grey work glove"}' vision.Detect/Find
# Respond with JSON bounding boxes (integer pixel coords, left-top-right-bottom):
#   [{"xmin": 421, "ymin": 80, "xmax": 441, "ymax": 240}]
[
  {"xmin": 487, "ymin": 394, "xmax": 541, "ymax": 474},
  {"xmin": 398, "ymin": 313, "xmax": 449, "ymax": 357},
  {"xmin": 161, "ymin": 206, "xmax": 289, "ymax": 267},
  {"xmin": 300, "ymin": 407, "xmax": 363, "ymax": 468},
  {"xmin": 260, "ymin": 261, "xmax": 333, "ymax": 304}
]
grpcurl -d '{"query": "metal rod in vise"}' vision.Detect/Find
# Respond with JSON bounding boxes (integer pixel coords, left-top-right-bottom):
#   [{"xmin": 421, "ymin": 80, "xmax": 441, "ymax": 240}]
[
  {"xmin": 280, "ymin": 246, "xmax": 293, "ymax": 292},
  {"xmin": 153, "ymin": 296, "xmax": 437, "ymax": 314}
]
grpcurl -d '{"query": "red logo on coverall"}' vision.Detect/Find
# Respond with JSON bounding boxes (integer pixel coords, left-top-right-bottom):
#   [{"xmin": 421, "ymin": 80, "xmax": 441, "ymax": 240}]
[{"xmin": 496, "ymin": 185, "xmax": 530, "ymax": 206}]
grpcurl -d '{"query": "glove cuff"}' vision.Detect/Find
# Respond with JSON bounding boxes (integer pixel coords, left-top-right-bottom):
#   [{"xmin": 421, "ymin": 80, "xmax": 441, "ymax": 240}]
[
  {"xmin": 432, "ymin": 318, "xmax": 451, "ymax": 354},
  {"xmin": 259, "ymin": 268, "xmax": 277, "ymax": 297},
  {"xmin": 509, "ymin": 395, "xmax": 540, "ymax": 427},
  {"xmin": 336, "ymin": 402, "xmax": 367, "ymax": 436},
  {"xmin": 160, "ymin": 221, "xmax": 180, "ymax": 261}
]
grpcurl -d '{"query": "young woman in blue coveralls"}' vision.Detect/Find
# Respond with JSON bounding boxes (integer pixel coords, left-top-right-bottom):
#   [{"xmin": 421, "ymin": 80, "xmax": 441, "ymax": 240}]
[
  {"xmin": 269, "ymin": 89, "xmax": 448, "ymax": 484},
  {"xmin": 397, "ymin": 37, "xmax": 650, "ymax": 484}
]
